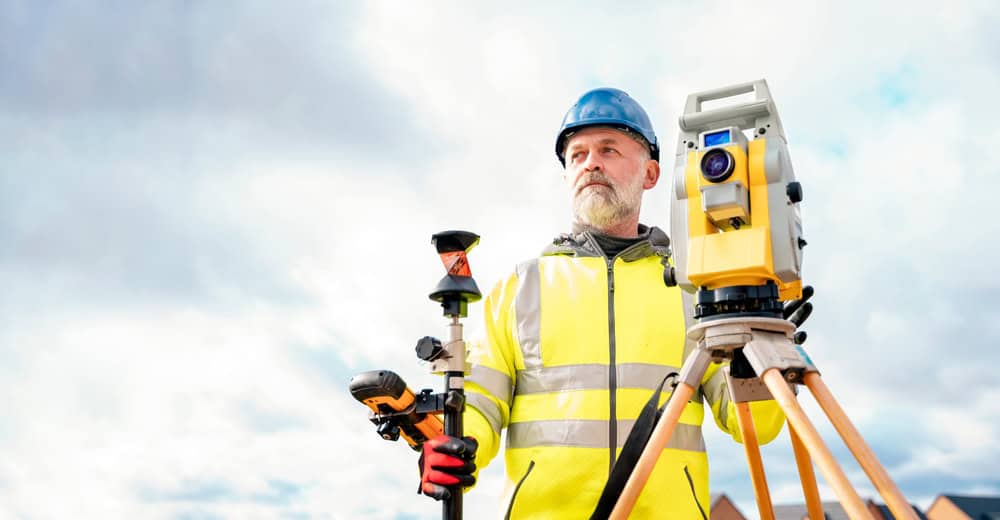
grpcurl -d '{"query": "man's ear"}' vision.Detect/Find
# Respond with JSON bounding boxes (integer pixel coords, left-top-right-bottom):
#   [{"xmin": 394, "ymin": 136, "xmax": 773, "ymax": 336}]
[{"xmin": 643, "ymin": 160, "xmax": 661, "ymax": 190}]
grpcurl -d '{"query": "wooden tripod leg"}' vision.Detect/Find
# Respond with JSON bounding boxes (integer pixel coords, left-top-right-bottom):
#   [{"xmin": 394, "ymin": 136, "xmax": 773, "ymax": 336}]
[
  {"xmin": 803, "ymin": 373, "xmax": 918, "ymax": 520},
  {"xmin": 609, "ymin": 382, "xmax": 698, "ymax": 520},
  {"xmin": 735, "ymin": 401, "xmax": 775, "ymax": 520},
  {"xmin": 789, "ymin": 421, "xmax": 825, "ymax": 520},
  {"xmin": 760, "ymin": 369, "xmax": 873, "ymax": 520}
]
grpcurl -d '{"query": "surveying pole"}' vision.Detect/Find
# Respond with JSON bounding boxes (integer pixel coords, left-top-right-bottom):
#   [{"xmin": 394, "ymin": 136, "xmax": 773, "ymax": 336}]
[
  {"xmin": 418, "ymin": 230, "xmax": 482, "ymax": 520},
  {"xmin": 348, "ymin": 231, "xmax": 480, "ymax": 519}
]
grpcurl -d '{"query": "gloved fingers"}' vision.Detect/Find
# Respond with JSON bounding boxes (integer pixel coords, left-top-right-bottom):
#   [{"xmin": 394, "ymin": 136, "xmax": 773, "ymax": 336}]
[
  {"xmin": 782, "ymin": 300, "xmax": 800, "ymax": 319},
  {"xmin": 420, "ymin": 462, "xmax": 476, "ymax": 501},
  {"xmin": 461, "ymin": 436, "xmax": 478, "ymax": 457},
  {"xmin": 453, "ymin": 473, "xmax": 475, "ymax": 487},
  {"xmin": 430, "ymin": 435, "xmax": 476, "ymax": 456},
  {"xmin": 430, "ymin": 435, "xmax": 478, "ymax": 460},
  {"xmin": 421, "ymin": 435, "xmax": 477, "ymax": 476},
  {"xmin": 788, "ymin": 302, "xmax": 813, "ymax": 327},
  {"xmin": 425, "ymin": 469, "xmax": 475, "ymax": 487},
  {"xmin": 419, "ymin": 435, "xmax": 479, "ymax": 500},
  {"xmin": 419, "ymin": 434, "xmax": 478, "ymax": 502},
  {"xmin": 421, "ymin": 481, "xmax": 452, "ymax": 501},
  {"xmin": 429, "ymin": 455, "xmax": 476, "ymax": 473},
  {"xmin": 793, "ymin": 330, "xmax": 807, "ymax": 345},
  {"xmin": 782, "ymin": 285, "xmax": 814, "ymax": 319}
]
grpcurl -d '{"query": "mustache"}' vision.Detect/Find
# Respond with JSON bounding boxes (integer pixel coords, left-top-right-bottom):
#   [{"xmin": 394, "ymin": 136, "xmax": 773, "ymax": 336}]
[{"xmin": 575, "ymin": 172, "xmax": 613, "ymax": 193}]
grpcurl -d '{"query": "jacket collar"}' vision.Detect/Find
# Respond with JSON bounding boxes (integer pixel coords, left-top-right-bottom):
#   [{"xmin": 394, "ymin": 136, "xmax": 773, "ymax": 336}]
[{"xmin": 542, "ymin": 224, "xmax": 671, "ymax": 261}]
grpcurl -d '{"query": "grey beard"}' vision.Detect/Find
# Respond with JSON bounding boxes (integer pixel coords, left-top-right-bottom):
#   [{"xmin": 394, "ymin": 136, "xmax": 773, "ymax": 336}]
[
  {"xmin": 572, "ymin": 185, "xmax": 640, "ymax": 230},
  {"xmin": 573, "ymin": 190, "xmax": 634, "ymax": 229}
]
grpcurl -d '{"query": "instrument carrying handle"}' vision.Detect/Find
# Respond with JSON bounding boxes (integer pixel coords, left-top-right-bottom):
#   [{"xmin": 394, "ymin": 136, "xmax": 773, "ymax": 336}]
[{"xmin": 679, "ymin": 79, "xmax": 784, "ymax": 139}]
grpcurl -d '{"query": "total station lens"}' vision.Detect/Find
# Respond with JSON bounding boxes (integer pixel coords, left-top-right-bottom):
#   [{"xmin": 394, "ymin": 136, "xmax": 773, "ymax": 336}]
[{"xmin": 700, "ymin": 149, "xmax": 735, "ymax": 183}]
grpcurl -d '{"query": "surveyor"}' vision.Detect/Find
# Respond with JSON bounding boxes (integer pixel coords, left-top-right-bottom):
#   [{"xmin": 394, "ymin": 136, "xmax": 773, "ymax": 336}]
[{"xmin": 419, "ymin": 88, "xmax": 791, "ymax": 518}]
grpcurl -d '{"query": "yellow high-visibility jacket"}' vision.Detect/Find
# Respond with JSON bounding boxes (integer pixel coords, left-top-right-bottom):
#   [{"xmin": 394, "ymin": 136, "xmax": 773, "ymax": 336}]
[{"xmin": 464, "ymin": 226, "xmax": 785, "ymax": 519}]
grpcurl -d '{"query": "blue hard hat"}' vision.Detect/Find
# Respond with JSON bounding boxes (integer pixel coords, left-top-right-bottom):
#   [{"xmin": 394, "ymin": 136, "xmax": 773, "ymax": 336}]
[{"xmin": 555, "ymin": 87, "xmax": 659, "ymax": 166}]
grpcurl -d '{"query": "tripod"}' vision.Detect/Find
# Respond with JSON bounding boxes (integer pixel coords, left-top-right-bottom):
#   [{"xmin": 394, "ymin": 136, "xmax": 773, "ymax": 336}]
[{"xmin": 608, "ymin": 316, "xmax": 917, "ymax": 520}]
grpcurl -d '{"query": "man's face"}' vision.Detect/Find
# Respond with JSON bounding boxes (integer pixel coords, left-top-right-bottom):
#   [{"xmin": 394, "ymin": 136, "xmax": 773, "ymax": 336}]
[{"xmin": 562, "ymin": 126, "xmax": 660, "ymax": 230}]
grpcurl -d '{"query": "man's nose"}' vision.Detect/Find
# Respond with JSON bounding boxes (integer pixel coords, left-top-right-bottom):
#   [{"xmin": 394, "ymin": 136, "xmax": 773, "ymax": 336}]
[{"xmin": 582, "ymin": 150, "xmax": 603, "ymax": 171}]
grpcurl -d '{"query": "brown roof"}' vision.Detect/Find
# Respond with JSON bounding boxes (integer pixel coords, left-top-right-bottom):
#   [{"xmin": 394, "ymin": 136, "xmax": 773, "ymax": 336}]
[{"xmin": 773, "ymin": 501, "xmax": 851, "ymax": 520}]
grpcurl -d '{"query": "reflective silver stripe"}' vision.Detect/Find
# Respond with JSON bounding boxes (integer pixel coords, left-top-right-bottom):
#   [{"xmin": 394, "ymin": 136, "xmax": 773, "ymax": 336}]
[
  {"xmin": 701, "ymin": 369, "xmax": 730, "ymax": 425},
  {"xmin": 681, "ymin": 290, "xmax": 697, "ymax": 361},
  {"xmin": 515, "ymin": 363, "xmax": 679, "ymax": 395},
  {"xmin": 470, "ymin": 365, "xmax": 513, "ymax": 405},
  {"xmin": 466, "ymin": 392, "xmax": 503, "ymax": 434},
  {"xmin": 515, "ymin": 259, "xmax": 542, "ymax": 369},
  {"xmin": 701, "ymin": 369, "xmax": 727, "ymax": 405},
  {"xmin": 616, "ymin": 363, "xmax": 680, "ymax": 390},
  {"xmin": 681, "ymin": 290, "xmax": 696, "ymax": 330},
  {"xmin": 508, "ymin": 419, "xmax": 705, "ymax": 452},
  {"xmin": 517, "ymin": 364, "xmax": 606, "ymax": 394}
]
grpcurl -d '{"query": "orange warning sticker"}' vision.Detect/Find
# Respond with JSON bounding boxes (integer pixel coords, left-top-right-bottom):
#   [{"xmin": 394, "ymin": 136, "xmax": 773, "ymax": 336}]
[{"xmin": 439, "ymin": 251, "xmax": 471, "ymax": 277}]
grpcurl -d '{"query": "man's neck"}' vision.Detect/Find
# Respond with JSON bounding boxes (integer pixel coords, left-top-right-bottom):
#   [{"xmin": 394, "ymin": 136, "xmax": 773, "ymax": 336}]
[{"xmin": 573, "ymin": 217, "xmax": 641, "ymax": 239}]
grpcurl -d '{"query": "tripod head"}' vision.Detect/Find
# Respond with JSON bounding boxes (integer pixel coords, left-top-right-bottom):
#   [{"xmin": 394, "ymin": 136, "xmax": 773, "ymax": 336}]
[{"xmin": 696, "ymin": 282, "xmax": 783, "ymax": 321}]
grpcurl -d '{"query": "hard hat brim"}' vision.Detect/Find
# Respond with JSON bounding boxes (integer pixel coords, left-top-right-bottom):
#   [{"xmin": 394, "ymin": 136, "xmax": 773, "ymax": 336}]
[{"xmin": 556, "ymin": 120, "xmax": 660, "ymax": 166}]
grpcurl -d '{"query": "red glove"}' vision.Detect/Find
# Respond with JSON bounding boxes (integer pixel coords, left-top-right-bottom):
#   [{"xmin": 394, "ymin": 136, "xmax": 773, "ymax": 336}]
[{"xmin": 419, "ymin": 435, "xmax": 478, "ymax": 500}]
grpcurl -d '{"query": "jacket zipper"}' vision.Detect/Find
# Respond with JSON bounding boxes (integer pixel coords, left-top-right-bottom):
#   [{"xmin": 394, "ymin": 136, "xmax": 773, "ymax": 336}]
[
  {"xmin": 606, "ymin": 258, "xmax": 617, "ymax": 475},
  {"xmin": 683, "ymin": 465, "xmax": 709, "ymax": 520},
  {"xmin": 590, "ymin": 237, "xmax": 645, "ymax": 477},
  {"xmin": 504, "ymin": 460, "xmax": 536, "ymax": 520}
]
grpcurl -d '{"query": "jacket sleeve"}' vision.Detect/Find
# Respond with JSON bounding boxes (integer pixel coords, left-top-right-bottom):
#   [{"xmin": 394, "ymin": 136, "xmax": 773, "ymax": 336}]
[
  {"xmin": 700, "ymin": 359, "xmax": 786, "ymax": 444},
  {"xmin": 463, "ymin": 270, "xmax": 520, "ymax": 475}
]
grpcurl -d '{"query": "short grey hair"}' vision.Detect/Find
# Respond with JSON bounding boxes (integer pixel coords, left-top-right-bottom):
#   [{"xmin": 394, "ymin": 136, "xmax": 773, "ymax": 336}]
[{"xmin": 618, "ymin": 127, "xmax": 652, "ymax": 161}]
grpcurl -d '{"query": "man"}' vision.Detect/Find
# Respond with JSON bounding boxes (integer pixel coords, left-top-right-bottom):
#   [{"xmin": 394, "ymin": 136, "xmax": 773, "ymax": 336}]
[{"xmin": 419, "ymin": 88, "xmax": 788, "ymax": 518}]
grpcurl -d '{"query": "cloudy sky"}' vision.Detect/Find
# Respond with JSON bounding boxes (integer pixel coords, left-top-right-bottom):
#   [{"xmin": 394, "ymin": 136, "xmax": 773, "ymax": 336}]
[{"xmin": 2, "ymin": 1, "xmax": 998, "ymax": 518}]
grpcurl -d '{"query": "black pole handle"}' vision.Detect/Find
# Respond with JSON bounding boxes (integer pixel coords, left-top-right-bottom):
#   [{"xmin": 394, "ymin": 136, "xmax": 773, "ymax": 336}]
[{"xmin": 443, "ymin": 379, "xmax": 464, "ymax": 520}]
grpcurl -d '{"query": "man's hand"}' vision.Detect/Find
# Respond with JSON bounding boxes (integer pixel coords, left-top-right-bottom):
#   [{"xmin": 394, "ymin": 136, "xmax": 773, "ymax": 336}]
[
  {"xmin": 419, "ymin": 435, "xmax": 478, "ymax": 500},
  {"xmin": 783, "ymin": 285, "xmax": 814, "ymax": 345}
]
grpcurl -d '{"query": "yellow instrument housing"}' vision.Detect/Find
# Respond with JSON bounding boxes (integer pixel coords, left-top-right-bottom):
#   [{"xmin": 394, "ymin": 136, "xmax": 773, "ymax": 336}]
[{"xmin": 684, "ymin": 139, "xmax": 802, "ymax": 301}]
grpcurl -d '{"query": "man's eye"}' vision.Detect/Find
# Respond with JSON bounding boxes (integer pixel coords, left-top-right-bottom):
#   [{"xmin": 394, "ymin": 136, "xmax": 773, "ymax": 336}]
[
  {"xmin": 571, "ymin": 151, "xmax": 585, "ymax": 161},
  {"xmin": 603, "ymin": 147, "xmax": 618, "ymax": 154}
]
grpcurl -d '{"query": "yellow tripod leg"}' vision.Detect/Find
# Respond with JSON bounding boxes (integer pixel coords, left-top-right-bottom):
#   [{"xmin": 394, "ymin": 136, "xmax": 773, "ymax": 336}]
[
  {"xmin": 735, "ymin": 401, "xmax": 775, "ymax": 520},
  {"xmin": 803, "ymin": 373, "xmax": 918, "ymax": 520},
  {"xmin": 760, "ymin": 369, "xmax": 873, "ymax": 520},
  {"xmin": 789, "ymin": 421, "xmax": 825, "ymax": 520}
]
